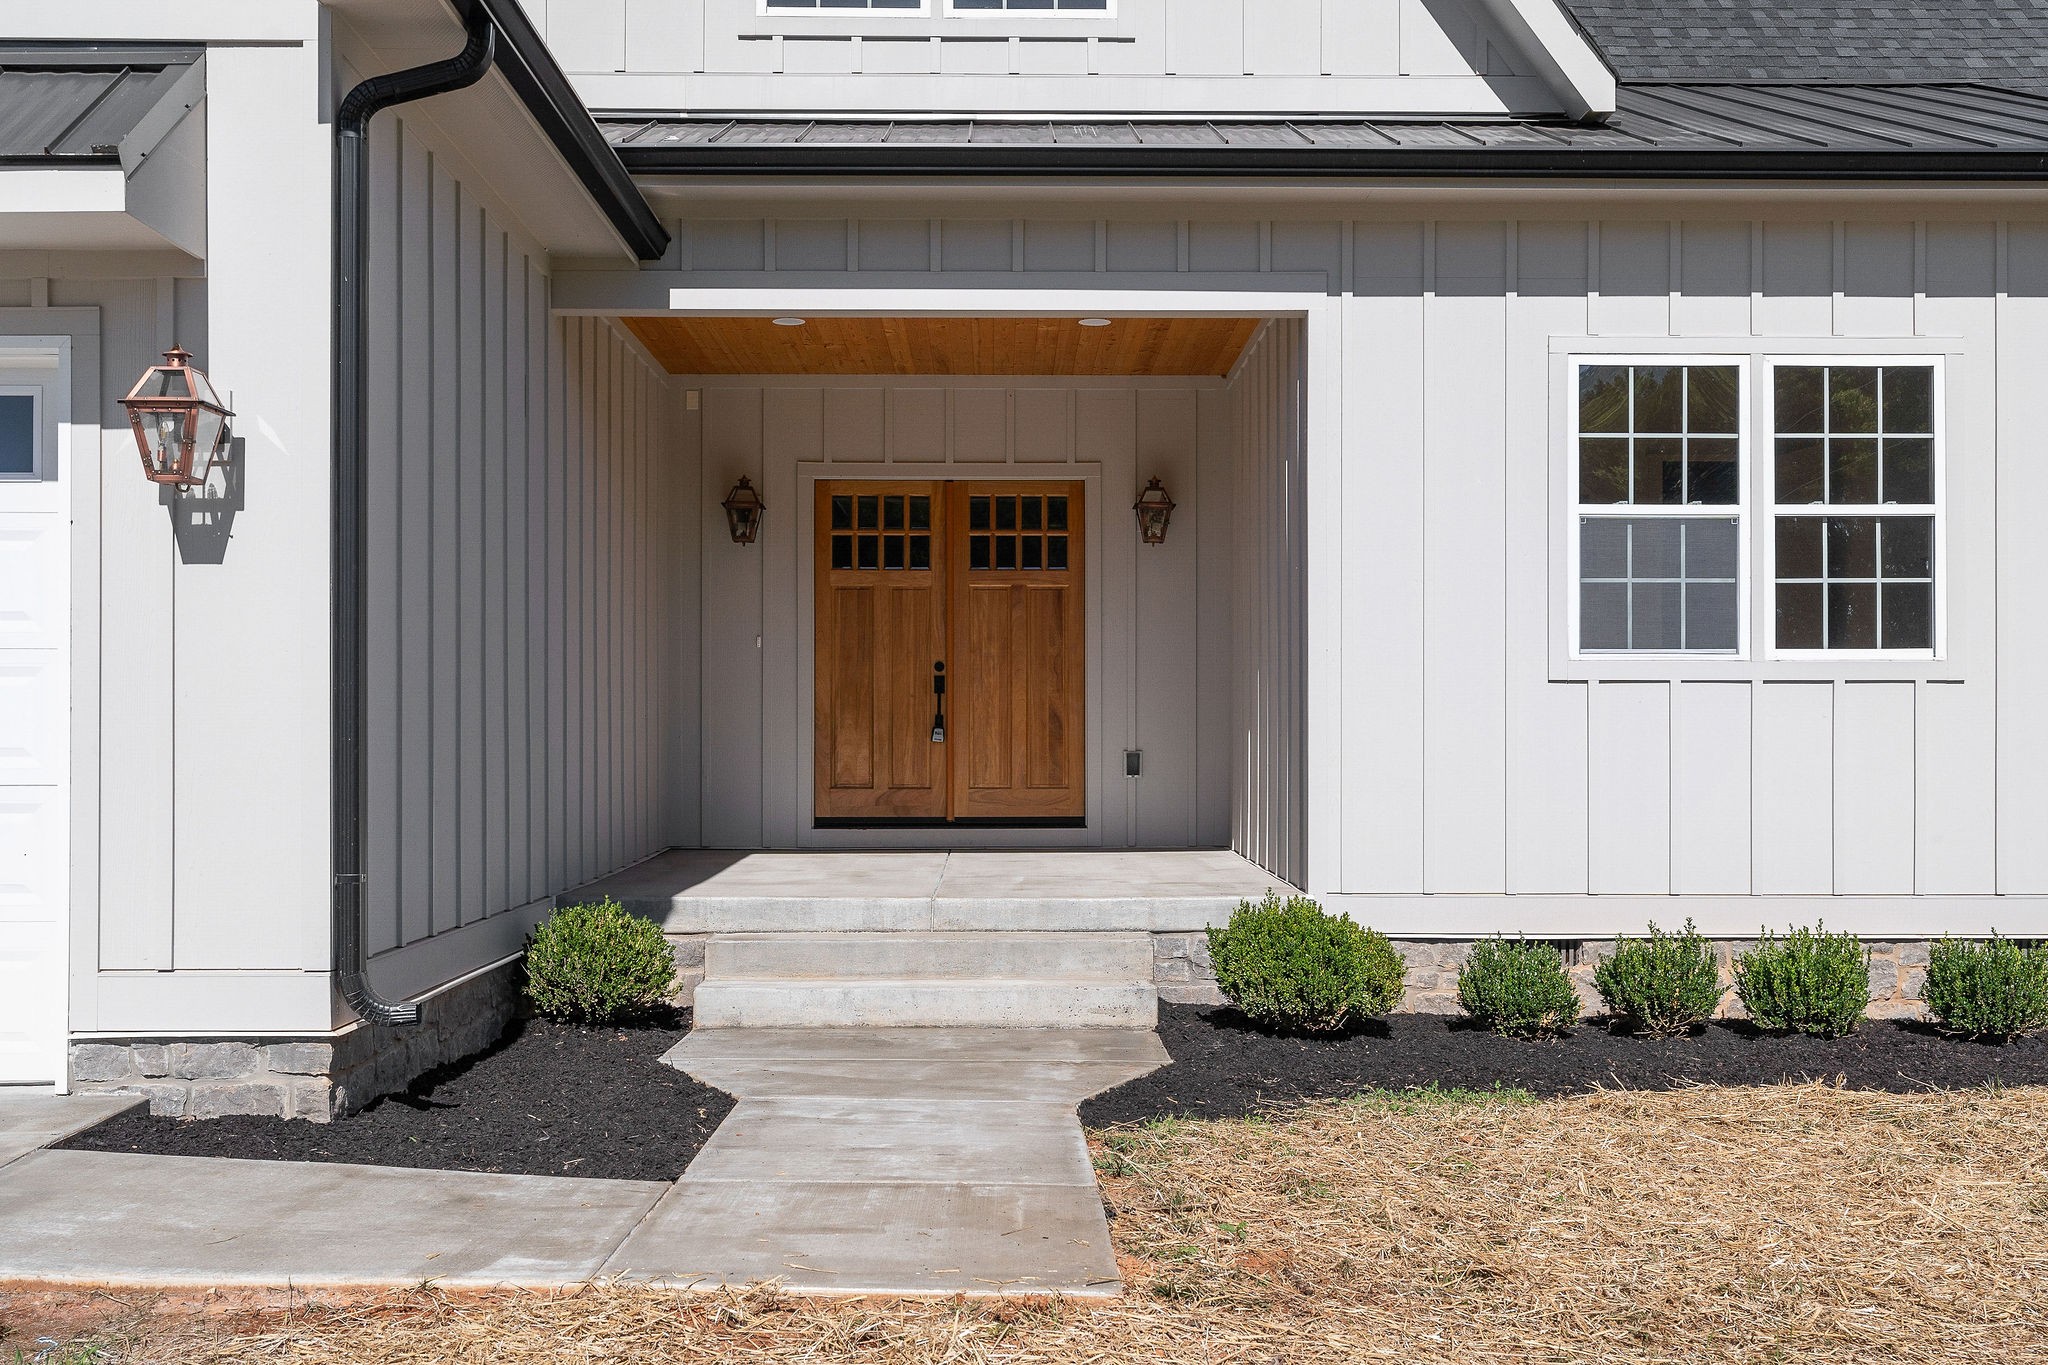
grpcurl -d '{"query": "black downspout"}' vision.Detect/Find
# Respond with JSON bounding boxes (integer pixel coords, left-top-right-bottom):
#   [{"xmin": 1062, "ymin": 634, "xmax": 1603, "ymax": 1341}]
[{"xmin": 331, "ymin": 16, "xmax": 497, "ymax": 1027}]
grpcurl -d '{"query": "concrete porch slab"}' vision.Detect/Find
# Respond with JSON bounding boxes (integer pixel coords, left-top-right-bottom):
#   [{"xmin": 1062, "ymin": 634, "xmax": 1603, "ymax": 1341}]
[
  {"xmin": 0, "ymin": 1150, "xmax": 668, "ymax": 1288},
  {"xmin": 0, "ymin": 1091, "xmax": 144, "ymax": 1168},
  {"xmin": 574, "ymin": 848, "xmax": 1278, "ymax": 933}
]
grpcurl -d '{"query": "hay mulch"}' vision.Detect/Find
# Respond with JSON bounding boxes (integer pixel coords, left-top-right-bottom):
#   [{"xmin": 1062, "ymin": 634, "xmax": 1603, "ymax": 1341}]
[{"xmin": 17, "ymin": 1085, "xmax": 2048, "ymax": 1365}]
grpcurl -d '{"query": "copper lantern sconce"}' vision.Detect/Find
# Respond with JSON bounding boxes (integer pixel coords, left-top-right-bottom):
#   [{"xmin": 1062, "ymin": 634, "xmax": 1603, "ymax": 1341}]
[
  {"xmin": 722, "ymin": 475, "xmax": 765, "ymax": 545},
  {"xmin": 120, "ymin": 347, "xmax": 234, "ymax": 491},
  {"xmin": 1133, "ymin": 477, "xmax": 1176, "ymax": 546}
]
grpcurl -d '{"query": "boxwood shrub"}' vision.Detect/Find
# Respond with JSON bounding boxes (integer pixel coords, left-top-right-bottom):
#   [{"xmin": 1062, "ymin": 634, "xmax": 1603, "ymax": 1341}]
[
  {"xmin": 524, "ymin": 898, "xmax": 676, "ymax": 1025},
  {"xmin": 1457, "ymin": 937, "xmax": 1582, "ymax": 1038},
  {"xmin": 1593, "ymin": 920, "xmax": 1726, "ymax": 1037},
  {"xmin": 1733, "ymin": 925, "xmax": 1869, "ymax": 1037},
  {"xmin": 1920, "ymin": 936, "xmax": 2048, "ymax": 1042},
  {"xmin": 1206, "ymin": 892, "xmax": 1407, "ymax": 1034}
]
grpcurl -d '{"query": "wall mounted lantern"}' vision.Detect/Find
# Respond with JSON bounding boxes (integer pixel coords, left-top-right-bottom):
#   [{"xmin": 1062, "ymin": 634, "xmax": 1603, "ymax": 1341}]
[
  {"xmin": 1133, "ymin": 477, "xmax": 1176, "ymax": 546},
  {"xmin": 721, "ymin": 475, "xmax": 765, "ymax": 545},
  {"xmin": 120, "ymin": 347, "xmax": 234, "ymax": 491}
]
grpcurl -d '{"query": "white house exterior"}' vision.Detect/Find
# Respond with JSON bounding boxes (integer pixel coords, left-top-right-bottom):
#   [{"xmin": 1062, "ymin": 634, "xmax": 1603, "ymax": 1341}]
[{"xmin": 5, "ymin": 0, "xmax": 2048, "ymax": 1115}]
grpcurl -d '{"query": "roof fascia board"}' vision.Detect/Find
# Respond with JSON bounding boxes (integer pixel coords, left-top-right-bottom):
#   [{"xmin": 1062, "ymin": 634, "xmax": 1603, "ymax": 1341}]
[
  {"xmin": 1474, "ymin": 0, "xmax": 1616, "ymax": 121},
  {"xmin": 445, "ymin": 0, "xmax": 668, "ymax": 260}
]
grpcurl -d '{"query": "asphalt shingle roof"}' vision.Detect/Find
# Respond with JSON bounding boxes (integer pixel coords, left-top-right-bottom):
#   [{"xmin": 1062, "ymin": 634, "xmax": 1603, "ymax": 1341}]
[{"xmin": 1562, "ymin": 0, "xmax": 2048, "ymax": 92}]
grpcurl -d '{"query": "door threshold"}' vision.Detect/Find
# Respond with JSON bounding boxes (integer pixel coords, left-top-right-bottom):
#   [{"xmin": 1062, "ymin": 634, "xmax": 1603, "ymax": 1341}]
[{"xmin": 814, "ymin": 818, "xmax": 1087, "ymax": 831}]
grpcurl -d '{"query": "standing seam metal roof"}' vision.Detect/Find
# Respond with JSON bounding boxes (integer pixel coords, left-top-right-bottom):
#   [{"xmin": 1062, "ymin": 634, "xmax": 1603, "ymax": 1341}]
[{"xmin": 0, "ymin": 47, "xmax": 199, "ymax": 162}]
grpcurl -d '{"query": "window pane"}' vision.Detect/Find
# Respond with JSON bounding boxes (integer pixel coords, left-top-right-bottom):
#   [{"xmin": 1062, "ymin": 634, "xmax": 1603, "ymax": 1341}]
[
  {"xmin": 1047, "ymin": 496, "xmax": 1068, "ymax": 531},
  {"xmin": 1579, "ymin": 365, "xmax": 1631, "ymax": 434},
  {"xmin": 857, "ymin": 534, "xmax": 880, "ymax": 569},
  {"xmin": 1632, "ymin": 518, "xmax": 1681, "ymax": 578},
  {"xmin": 883, "ymin": 496, "xmax": 905, "ymax": 531},
  {"xmin": 1581, "ymin": 582, "xmax": 1629, "ymax": 650},
  {"xmin": 1830, "ymin": 368, "xmax": 1881, "ymax": 434},
  {"xmin": 909, "ymin": 535, "xmax": 931, "ymax": 570},
  {"xmin": 1776, "ymin": 366, "xmax": 1827, "ymax": 433},
  {"xmin": 1776, "ymin": 439, "xmax": 1824, "ymax": 504},
  {"xmin": 1633, "ymin": 438, "xmax": 1685, "ymax": 506},
  {"xmin": 830, "ymin": 495, "xmax": 853, "ymax": 531},
  {"xmin": 1688, "ymin": 366, "xmax": 1741, "ymax": 434},
  {"xmin": 909, "ymin": 496, "xmax": 931, "ymax": 531},
  {"xmin": 1688, "ymin": 439, "xmax": 1740, "ymax": 504},
  {"xmin": 970, "ymin": 535, "xmax": 991, "ymax": 570},
  {"xmin": 1776, "ymin": 517, "xmax": 1823, "ymax": 579},
  {"xmin": 883, "ymin": 536, "xmax": 906, "ymax": 570},
  {"xmin": 831, "ymin": 534, "xmax": 854, "ymax": 570},
  {"xmin": 857, "ymin": 496, "xmax": 879, "ymax": 530},
  {"xmin": 1580, "ymin": 518, "xmax": 1628, "ymax": 579},
  {"xmin": 1632, "ymin": 582, "xmax": 1683, "ymax": 650},
  {"xmin": 970, "ymin": 496, "xmax": 991, "ymax": 530},
  {"xmin": 1829, "ymin": 582, "xmax": 1878, "ymax": 648},
  {"xmin": 1684, "ymin": 518, "xmax": 1740, "ymax": 580},
  {"xmin": 1022, "ymin": 536, "xmax": 1043, "ymax": 570},
  {"xmin": 1579, "ymin": 438, "xmax": 1629, "ymax": 503},
  {"xmin": 1828, "ymin": 438, "xmax": 1879, "ymax": 504},
  {"xmin": 1883, "ymin": 438, "xmax": 1933, "ymax": 504},
  {"xmin": 1633, "ymin": 366, "xmax": 1684, "ymax": 432},
  {"xmin": 1880, "ymin": 516, "xmax": 1934, "ymax": 579},
  {"xmin": 1021, "ymin": 498, "xmax": 1042, "ymax": 531},
  {"xmin": 995, "ymin": 497, "xmax": 1018, "ymax": 531},
  {"xmin": 1882, "ymin": 583, "xmax": 1934, "ymax": 650},
  {"xmin": 1827, "ymin": 517, "xmax": 1878, "ymax": 579},
  {"xmin": 1686, "ymin": 581, "xmax": 1740, "ymax": 651},
  {"xmin": 1777, "ymin": 583, "xmax": 1824, "ymax": 648},
  {"xmin": 995, "ymin": 536, "xmax": 1017, "ymax": 570},
  {"xmin": 1047, "ymin": 535, "xmax": 1069, "ymax": 570},
  {"xmin": 1883, "ymin": 367, "xmax": 1934, "ymax": 434}
]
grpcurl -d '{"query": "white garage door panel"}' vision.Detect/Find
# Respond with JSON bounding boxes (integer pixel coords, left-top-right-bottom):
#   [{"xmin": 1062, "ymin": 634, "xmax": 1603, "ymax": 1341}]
[
  {"xmin": 0, "ymin": 353, "xmax": 67, "ymax": 1087},
  {"xmin": 0, "ymin": 661, "xmax": 63, "ymax": 785},
  {"xmin": 0, "ymin": 518, "xmax": 64, "ymax": 649}
]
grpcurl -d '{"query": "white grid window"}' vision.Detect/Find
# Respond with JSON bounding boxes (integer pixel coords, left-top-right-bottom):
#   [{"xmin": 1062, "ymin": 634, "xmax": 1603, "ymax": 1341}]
[
  {"xmin": 946, "ymin": 0, "xmax": 1112, "ymax": 11},
  {"xmin": 0, "ymin": 387, "xmax": 38, "ymax": 481},
  {"xmin": 762, "ymin": 1, "xmax": 929, "ymax": 12},
  {"xmin": 1572, "ymin": 359, "xmax": 1747, "ymax": 654},
  {"xmin": 1770, "ymin": 361, "xmax": 1941, "ymax": 654}
]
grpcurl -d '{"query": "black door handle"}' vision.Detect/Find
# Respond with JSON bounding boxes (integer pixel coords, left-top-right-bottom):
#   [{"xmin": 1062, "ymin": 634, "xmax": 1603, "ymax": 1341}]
[{"xmin": 931, "ymin": 662, "xmax": 946, "ymax": 743}]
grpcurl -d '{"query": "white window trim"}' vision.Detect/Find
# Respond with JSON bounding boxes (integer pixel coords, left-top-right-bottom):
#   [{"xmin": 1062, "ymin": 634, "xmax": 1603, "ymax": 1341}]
[
  {"xmin": 1547, "ymin": 335, "xmax": 1969, "ymax": 684},
  {"xmin": 941, "ymin": 0, "xmax": 1116, "ymax": 15},
  {"xmin": 0, "ymin": 384, "xmax": 41, "ymax": 481},
  {"xmin": 757, "ymin": 1, "xmax": 934, "ymax": 17},
  {"xmin": 1763, "ymin": 355, "xmax": 1947, "ymax": 663},
  {"xmin": 1567, "ymin": 354, "xmax": 1752, "ymax": 663}
]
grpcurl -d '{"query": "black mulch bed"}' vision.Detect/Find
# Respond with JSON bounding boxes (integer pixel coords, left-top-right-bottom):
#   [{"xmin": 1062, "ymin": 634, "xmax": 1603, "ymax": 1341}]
[
  {"xmin": 59, "ymin": 1009, "xmax": 733, "ymax": 1183},
  {"xmin": 1079, "ymin": 1002, "xmax": 2048, "ymax": 1126}
]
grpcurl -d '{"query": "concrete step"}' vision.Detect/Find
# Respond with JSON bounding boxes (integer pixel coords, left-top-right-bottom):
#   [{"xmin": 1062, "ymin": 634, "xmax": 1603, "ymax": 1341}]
[
  {"xmin": 704, "ymin": 931, "xmax": 1151, "ymax": 983},
  {"xmin": 691, "ymin": 980, "xmax": 1157, "ymax": 1030}
]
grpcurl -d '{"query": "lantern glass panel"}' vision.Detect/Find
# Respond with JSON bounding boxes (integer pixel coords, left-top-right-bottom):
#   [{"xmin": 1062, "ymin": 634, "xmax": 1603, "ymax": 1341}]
[
  {"xmin": 193, "ymin": 406, "xmax": 229, "ymax": 475},
  {"xmin": 149, "ymin": 410, "xmax": 187, "ymax": 476}
]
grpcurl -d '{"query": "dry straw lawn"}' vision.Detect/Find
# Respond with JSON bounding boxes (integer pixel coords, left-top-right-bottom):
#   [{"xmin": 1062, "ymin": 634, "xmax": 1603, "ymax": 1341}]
[{"xmin": 39, "ymin": 1084, "xmax": 2048, "ymax": 1365}]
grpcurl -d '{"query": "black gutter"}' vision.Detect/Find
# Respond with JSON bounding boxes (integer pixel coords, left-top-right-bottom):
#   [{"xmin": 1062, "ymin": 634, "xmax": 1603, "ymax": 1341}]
[
  {"xmin": 451, "ymin": 0, "xmax": 669, "ymax": 260},
  {"xmin": 332, "ymin": 14, "xmax": 498, "ymax": 1029},
  {"xmin": 612, "ymin": 144, "xmax": 2048, "ymax": 181}
]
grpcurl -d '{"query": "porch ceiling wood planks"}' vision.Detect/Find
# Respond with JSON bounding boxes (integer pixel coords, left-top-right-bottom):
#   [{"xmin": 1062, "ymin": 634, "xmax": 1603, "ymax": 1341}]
[{"xmin": 618, "ymin": 315, "xmax": 1263, "ymax": 378}]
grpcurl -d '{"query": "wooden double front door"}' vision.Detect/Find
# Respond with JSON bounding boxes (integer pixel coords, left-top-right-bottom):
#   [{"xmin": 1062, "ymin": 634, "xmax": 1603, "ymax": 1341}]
[{"xmin": 815, "ymin": 480, "xmax": 1085, "ymax": 825}]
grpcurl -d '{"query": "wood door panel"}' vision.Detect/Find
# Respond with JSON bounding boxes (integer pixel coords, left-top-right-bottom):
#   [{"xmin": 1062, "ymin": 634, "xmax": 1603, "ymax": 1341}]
[{"xmin": 814, "ymin": 481, "xmax": 948, "ymax": 821}]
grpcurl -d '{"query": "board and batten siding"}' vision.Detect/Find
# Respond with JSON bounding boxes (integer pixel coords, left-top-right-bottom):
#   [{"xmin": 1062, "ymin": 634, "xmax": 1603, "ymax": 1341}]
[
  {"xmin": 539, "ymin": 0, "xmax": 1557, "ymax": 116},
  {"xmin": 675, "ymin": 374, "xmax": 1233, "ymax": 852},
  {"xmin": 594, "ymin": 210, "xmax": 2048, "ymax": 931},
  {"xmin": 359, "ymin": 113, "xmax": 687, "ymax": 1000}
]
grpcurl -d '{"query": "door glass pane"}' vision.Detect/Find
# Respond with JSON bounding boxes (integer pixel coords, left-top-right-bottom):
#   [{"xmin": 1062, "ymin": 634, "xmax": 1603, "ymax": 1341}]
[
  {"xmin": 857, "ymin": 495, "xmax": 879, "ymax": 530},
  {"xmin": 970, "ymin": 535, "xmax": 991, "ymax": 570},
  {"xmin": 909, "ymin": 535, "xmax": 931, "ymax": 570},
  {"xmin": 883, "ymin": 496, "xmax": 905, "ymax": 530},
  {"xmin": 995, "ymin": 536, "xmax": 1018, "ymax": 570},
  {"xmin": 831, "ymin": 535, "xmax": 854, "ymax": 570},
  {"xmin": 830, "ymin": 494, "xmax": 853, "ymax": 531},
  {"xmin": 995, "ymin": 497, "xmax": 1018, "ymax": 531},
  {"xmin": 883, "ymin": 536, "xmax": 905, "ymax": 570},
  {"xmin": 1022, "ymin": 537, "xmax": 1043, "ymax": 570},
  {"xmin": 858, "ymin": 534, "xmax": 879, "ymax": 569},
  {"xmin": 970, "ymin": 496, "xmax": 991, "ymax": 530},
  {"xmin": 1047, "ymin": 496, "xmax": 1069, "ymax": 531},
  {"xmin": 909, "ymin": 496, "xmax": 931, "ymax": 530},
  {"xmin": 1047, "ymin": 536, "xmax": 1068, "ymax": 570},
  {"xmin": 1022, "ymin": 498, "xmax": 1043, "ymax": 531}
]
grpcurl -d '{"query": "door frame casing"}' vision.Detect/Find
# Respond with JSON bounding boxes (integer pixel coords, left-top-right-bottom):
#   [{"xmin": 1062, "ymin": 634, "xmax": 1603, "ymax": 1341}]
[{"xmin": 797, "ymin": 462, "xmax": 1107, "ymax": 848}]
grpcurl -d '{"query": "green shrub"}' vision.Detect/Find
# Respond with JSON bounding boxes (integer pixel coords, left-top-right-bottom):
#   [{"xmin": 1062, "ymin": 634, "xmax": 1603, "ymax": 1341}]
[
  {"xmin": 1205, "ymin": 892, "xmax": 1407, "ymax": 1034},
  {"xmin": 1593, "ymin": 920, "xmax": 1727, "ymax": 1036},
  {"xmin": 1733, "ymin": 925, "xmax": 1870, "ymax": 1037},
  {"xmin": 1920, "ymin": 936, "xmax": 2048, "ymax": 1042},
  {"xmin": 1456, "ymin": 937, "xmax": 1582, "ymax": 1038},
  {"xmin": 524, "ymin": 898, "xmax": 676, "ymax": 1024}
]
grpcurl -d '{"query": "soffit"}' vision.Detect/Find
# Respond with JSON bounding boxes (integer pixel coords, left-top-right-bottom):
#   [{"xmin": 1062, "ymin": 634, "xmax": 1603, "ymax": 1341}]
[{"xmin": 621, "ymin": 315, "xmax": 1261, "ymax": 379}]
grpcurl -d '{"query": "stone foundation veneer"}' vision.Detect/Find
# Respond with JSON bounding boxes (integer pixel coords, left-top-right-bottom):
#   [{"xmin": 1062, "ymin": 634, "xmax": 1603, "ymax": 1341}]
[
  {"xmin": 68, "ymin": 959, "xmax": 521, "ymax": 1122},
  {"xmin": 1153, "ymin": 932, "xmax": 1934, "ymax": 1021}
]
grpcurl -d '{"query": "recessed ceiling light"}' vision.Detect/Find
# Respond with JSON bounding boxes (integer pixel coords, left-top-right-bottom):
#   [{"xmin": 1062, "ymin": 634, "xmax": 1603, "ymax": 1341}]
[
  {"xmin": 772, "ymin": 317, "xmax": 806, "ymax": 327},
  {"xmin": 1078, "ymin": 318, "xmax": 1113, "ymax": 328}
]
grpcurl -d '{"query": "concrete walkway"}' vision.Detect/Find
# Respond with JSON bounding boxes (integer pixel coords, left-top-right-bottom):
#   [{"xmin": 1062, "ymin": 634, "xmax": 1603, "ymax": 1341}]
[
  {"xmin": 0, "ymin": 1091, "xmax": 141, "ymax": 1168},
  {"xmin": 0, "ymin": 1030, "xmax": 1165, "ymax": 1297},
  {"xmin": 604, "ymin": 1028, "xmax": 1167, "ymax": 1296}
]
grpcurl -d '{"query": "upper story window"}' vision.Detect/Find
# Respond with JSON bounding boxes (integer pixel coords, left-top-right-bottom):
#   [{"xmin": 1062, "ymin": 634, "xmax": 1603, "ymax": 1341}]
[
  {"xmin": 948, "ymin": 0, "xmax": 1112, "ymax": 11},
  {"xmin": 760, "ymin": 0, "xmax": 1112, "ymax": 12},
  {"xmin": 762, "ymin": 1, "xmax": 929, "ymax": 11},
  {"xmin": 0, "ymin": 388, "xmax": 39, "ymax": 480},
  {"xmin": 1568, "ymin": 354, "xmax": 1945, "ymax": 662}
]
